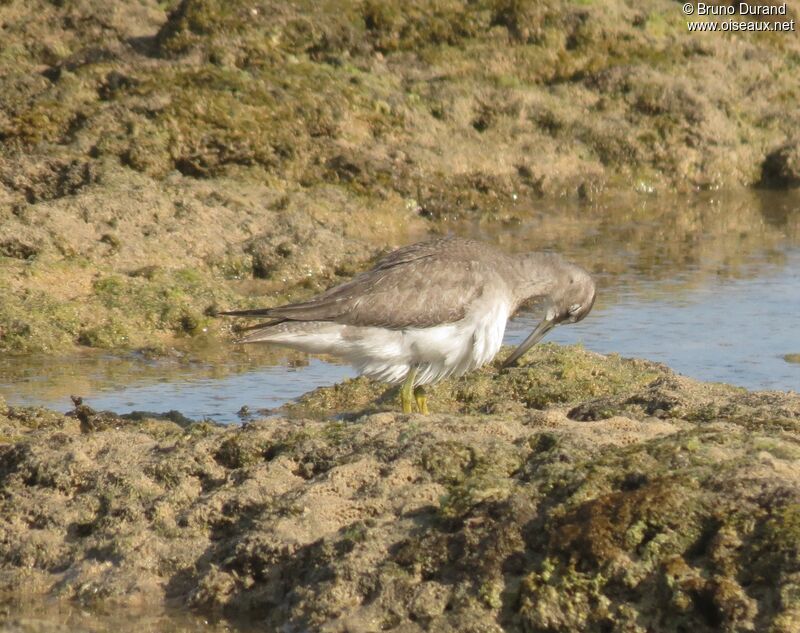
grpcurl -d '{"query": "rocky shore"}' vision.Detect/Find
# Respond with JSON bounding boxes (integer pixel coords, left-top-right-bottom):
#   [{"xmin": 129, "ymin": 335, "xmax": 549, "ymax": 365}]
[
  {"xmin": 1, "ymin": 1, "xmax": 799, "ymax": 631},
  {"xmin": 1, "ymin": 0, "xmax": 799, "ymax": 353},
  {"xmin": 1, "ymin": 345, "xmax": 799, "ymax": 632}
]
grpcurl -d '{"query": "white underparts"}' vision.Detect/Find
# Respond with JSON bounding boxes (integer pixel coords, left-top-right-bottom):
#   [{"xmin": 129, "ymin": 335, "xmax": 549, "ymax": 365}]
[{"xmin": 249, "ymin": 297, "xmax": 511, "ymax": 386}]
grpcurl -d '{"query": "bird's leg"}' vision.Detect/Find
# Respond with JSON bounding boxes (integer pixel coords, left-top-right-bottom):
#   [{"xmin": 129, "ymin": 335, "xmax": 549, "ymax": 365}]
[
  {"xmin": 400, "ymin": 367, "xmax": 418, "ymax": 414},
  {"xmin": 414, "ymin": 386, "xmax": 429, "ymax": 415}
]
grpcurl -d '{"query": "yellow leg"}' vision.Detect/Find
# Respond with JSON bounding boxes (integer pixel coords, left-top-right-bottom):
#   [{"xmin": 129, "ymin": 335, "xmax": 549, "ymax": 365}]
[
  {"xmin": 400, "ymin": 367, "xmax": 417, "ymax": 414},
  {"xmin": 414, "ymin": 386, "xmax": 429, "ymax": 415}
]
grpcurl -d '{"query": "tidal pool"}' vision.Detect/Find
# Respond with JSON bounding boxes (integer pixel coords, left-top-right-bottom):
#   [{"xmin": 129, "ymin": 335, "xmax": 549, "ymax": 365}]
[
  {"xmin": 510, "ymin": 249, "xmax": 800, "ymax": 392},
  {"xmin": 0, "ymin": 596, "xmax": 253, "ymax": 633},
  {"xmin": 1, "ymin": 190, "xmax": 798, "ymax": 423}
]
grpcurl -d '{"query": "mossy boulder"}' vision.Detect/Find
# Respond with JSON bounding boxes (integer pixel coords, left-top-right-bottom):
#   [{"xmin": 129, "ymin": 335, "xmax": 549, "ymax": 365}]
[{"xmin": 0, "ymin": 358, "xmax": 799, "ymax": 631}]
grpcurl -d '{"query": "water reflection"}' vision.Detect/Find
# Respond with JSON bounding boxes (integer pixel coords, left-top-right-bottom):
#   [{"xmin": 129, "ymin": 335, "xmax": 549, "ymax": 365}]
[
  {"xmin": 0, "ymin": 597, "xmax": 254, "ymax": 633},
  {"xmin": 509, "ymin": 249, "xmax": 800, "ymax": 391},
  {"xmin": 1, "ymin": 190, "xmax": 798, "ymax": 422},
  {"xmin": 451, "ymin": 189, "xmax": 799, "ymax": 284},
  {"xmin": 0, "ymin": 344, "xmax": 354, "ymax": 423}
]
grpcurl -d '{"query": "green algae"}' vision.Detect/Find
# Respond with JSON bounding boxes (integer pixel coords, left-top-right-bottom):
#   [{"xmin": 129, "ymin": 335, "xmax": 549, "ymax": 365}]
[
  {"xmin": 214, "ymin": 433, "xmax": 272, "ymax": 470},
  {"xmin": 437, "ymin": 441, "xmax": 524, "ymax": 519},
  {"xmin": 0, "ymin": 393, "xmax": 798, "ymax": 631},
  {"xmin": 91, "ymin": 268, "xmax": 218, "ymax": 336},
  {"xmin": 0, "ymin": 3, "xmax": 798, "ymax": 627},
  {"xmin": 291, "ymin": 343, "xmax": 663, "ymax": 417},
  {"xmin": 0, "ymin": 259, "xmax": 238, "ymax": 353},
  {"xmin": 363, "ymin": 0, "xmax": 487, "ymax": 53},
  {"xmin": 1, "ymin": 0, "xmax": 800, "ymax": 354},
  {"xmin": 392, "ymin": 425, "xmax": 799, "ymax": 632},
  {"xmin": 1, "ymin": 0, "xmax": 796, "ymax": 197},
  {"xmin": 420, "ymin": 440, "xmax": 476, "ymax": 484},
  {"xmin": 0, "ymin": 284, "xmax": 82, "ymax": 353}
]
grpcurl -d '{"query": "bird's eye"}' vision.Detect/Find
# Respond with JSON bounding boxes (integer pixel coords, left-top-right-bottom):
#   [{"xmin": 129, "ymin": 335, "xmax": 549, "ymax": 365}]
[{"xmin": 568, "ymin": 303, "xmax": 582, "ymax": 315}]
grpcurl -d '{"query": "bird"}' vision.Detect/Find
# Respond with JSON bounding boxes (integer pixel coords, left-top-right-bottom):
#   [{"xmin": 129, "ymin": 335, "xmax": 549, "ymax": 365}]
[{"xmin": 220, "ymin": 236, "xmax": 596, "ymax": 414}]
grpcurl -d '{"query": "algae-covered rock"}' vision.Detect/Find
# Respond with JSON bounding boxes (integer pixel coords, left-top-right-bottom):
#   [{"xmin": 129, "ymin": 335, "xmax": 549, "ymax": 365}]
[
  {"xmin": 0, "ymin": 391, "xmax": 798, "ymax": 632},
  {"xmin": 762, "ymin": 140, "xmax": 800, "ymax": 188},
  {"xmin": 0, "ymin": 2, "xmax": 799, "ymax": 627},
  {"xmin": 288, "ymin": 342, "xmax": 797, "ymax": 426}
]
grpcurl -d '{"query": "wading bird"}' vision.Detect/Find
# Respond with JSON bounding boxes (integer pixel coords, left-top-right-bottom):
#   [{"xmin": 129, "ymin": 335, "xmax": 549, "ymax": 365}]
[{"xmin": 221, "ymin": 236, "xmax": 595, "ymax": 414}]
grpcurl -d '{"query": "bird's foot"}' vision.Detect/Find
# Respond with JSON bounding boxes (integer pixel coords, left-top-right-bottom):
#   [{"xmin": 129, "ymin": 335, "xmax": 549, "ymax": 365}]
[
  {"xmin": 400, "ymin": 367, "xmax": 417, "ymax": 414},
  {"xmin": 414, "ymin": 386, "xmax": 429, "ymax": 415},
  {"xmin": 401, "ymin": 389, "xmax": 414, "ymax": 414}
]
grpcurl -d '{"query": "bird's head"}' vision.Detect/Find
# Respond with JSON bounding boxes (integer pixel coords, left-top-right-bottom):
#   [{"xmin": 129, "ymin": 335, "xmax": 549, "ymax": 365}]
[
  {"xmin": 502, "ymin": 256, "xmax": 596, "ymax": 368},
  {"xmin": 548, "ymin": 263, "xmax": 596, "ymax": 325}
]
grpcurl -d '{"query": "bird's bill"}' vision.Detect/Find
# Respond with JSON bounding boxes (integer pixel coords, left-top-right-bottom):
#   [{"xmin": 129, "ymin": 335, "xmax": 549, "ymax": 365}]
[{"xmin": 501, "ymin": 318, "xmax": 556, "ymax": 368}]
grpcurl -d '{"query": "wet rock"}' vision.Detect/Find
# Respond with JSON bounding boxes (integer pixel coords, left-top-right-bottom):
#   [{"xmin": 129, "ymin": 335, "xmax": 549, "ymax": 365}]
[
  {"xmin": 0, "ymin": 159, "xmax": 97, "ymax": 204},
  {"xmin": 0, "ymin": 354, "xmax": 798, "ymax": 631},
  {"xmin": 70, "ymin": 403, "xmax": 126, "ymax": 432},
  {"xmin": 122, "ymin": 410, "xmax": 194, "ymax": 427},
  {"xmin": 0, "ymin": 238, "xmax": 39, "ymax": 260},
  {"xmin": 564, "ymin": 372, "xmax": 800, "ymax": 432},
  {"xmin": 289, "ymin": 344, "xmax": 665, "ymax": 418},
  {"xmin": 761, "ymin": 140, "xmax": 800, "ymax": 188},
  {"xmin": 97, "ymin": 70, "xmax": 138, "ymax": 101}
]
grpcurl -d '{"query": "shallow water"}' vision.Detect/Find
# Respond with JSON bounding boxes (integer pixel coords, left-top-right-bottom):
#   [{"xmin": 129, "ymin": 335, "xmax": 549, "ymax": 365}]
[
  {"xmin": 0, "ymin": 346, "xmax": 353, "ymax": 423},
  {"xmin": 510, "ymin": 249, "xmax": 800, "ymax": 391},
  {"xmin": 0, "ymin": 597, "xmax": 249, "ymax": 633},
  {"xmin": 1, "ymin": 190, "xmax": 798, "ymax": 423}
]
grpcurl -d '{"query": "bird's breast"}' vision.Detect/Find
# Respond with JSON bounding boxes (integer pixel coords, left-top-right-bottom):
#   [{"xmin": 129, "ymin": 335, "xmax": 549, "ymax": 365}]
[
  {"xmin": 343, "ymin": 296, "xmax": 512, "ymax": 385},
  {"xmin": 467, "ymin": 296, "xmax": 511, "ymax": 368}
]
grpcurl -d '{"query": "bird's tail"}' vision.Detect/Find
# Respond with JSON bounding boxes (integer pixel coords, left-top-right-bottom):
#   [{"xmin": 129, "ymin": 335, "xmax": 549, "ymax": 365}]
[
  {"xmin": 217, "ymin": 308, "xmax": 279, "ymax": 317},
  {"xmin": 234, "ymin": 320, "xmax": 344, "ymax": 352},
  {"xmin": 236, "ymin": 322, "xmax": 286, "ymax": 344},
  {"xmin": 219, "ymin": 309, "xmax": 341, "ymax": 351},
  {"xmin": 218, "ymin": 308, "xmax": 287, "ymax": 344},
  {"xmin": 236, "ymin": 323, "xmax": 279, "ymax": 343}
]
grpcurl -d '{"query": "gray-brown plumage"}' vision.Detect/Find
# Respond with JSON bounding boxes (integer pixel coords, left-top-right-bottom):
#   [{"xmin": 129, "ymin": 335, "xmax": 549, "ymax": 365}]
[
  {"xmin": 227, "ymin": 238, "xmax": 505, "ymax": 329},
  {"xmin": 221, "ymin": 236, "xmax": 596, "ymax": 413}
]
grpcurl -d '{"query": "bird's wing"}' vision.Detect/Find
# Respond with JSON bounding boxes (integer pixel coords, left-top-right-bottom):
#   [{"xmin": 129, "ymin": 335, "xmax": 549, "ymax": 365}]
[{"xmin": 221, "ymin": 237, "xmax": 505, "ymax": 329}]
